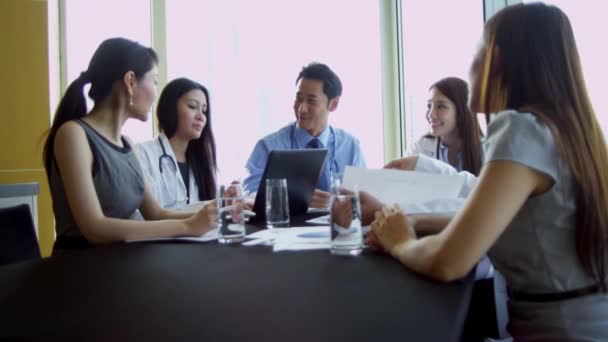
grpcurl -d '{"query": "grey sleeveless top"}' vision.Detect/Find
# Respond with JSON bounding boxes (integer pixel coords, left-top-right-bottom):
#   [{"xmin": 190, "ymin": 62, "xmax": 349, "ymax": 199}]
[
  {"xmin": 485, "ymin": 111, "xmax": 608, "ymax": 340},
  {"xmin": 50, "ymin": 120, "xmax": 145, "ymax": 241},
  {"xmin": 485, "ymin": 111, "xmax": 597, "ymax": 293}
]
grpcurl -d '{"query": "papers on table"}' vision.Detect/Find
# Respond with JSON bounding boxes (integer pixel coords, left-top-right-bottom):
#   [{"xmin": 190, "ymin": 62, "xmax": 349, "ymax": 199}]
[
  {"xmin": 306, "ymin": 214, "xmax": 330, "ymax": 225},
  {"xmin": 307, "ymin": 207, "xmax": 329, "ymax": 214},
  {"xmin": 127, "ymin": 228, "xmax": 218, "ymax": 243},
  {"xmin": 182, "ymin": 201, "xmax": 256, "ymax": 217},
  {"xmin": 245, "ymin": 226, "xmax": 331, "ymax": 252},
  {"xmin": 343, "ymin": 166, "xmax": 464, "ymax": 209}
]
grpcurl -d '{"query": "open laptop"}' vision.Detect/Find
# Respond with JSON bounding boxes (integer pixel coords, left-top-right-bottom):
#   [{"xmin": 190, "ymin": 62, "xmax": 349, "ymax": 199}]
[{"xmin": 249, "ymin": 149, "xmax": 328, "ymax": 223}]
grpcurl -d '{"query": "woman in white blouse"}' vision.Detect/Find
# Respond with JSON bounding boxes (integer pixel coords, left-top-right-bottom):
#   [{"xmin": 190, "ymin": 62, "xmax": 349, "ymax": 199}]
[{"xmin": 406, "ymin": 77, "xmax": 483, "ymax": 176}]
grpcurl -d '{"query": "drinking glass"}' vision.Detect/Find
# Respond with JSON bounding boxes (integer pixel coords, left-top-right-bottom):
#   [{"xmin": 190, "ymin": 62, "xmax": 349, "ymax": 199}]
[
  {"xmin": 217, "ymin": 183, "xmax": 246, "ymax": 244},
  {"xmin": 265, "ymin": 178, "xmax": 290, "ymax": 229}
]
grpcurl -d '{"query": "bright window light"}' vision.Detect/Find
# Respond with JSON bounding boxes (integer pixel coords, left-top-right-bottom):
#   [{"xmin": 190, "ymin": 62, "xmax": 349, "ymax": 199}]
[
  {"xmin": 166, "ymin": 0, "xmax": 383, "ymax": 181},
  {"xmin": 63, "ymin": 0, "xmax": 153, "ymax": 142},
  {"xmin": 401, "ymin": 0, "xmax": 484, "ymax": 146}
]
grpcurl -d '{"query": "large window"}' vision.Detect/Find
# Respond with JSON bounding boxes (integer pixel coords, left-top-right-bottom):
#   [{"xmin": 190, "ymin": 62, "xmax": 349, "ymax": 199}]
[
  {"xmin": 63, "ymin": 0, "xmax": 153, "ymax": 142},
  {"xmin": 58, "ymin": 1, "xmax": 500, "ymax": 181},
  {"xmin": 401, "ymin": 0, "xmax": 484, "ymax": 147},
  {"xmin": 165, "ymin": 0, "xmax": 384, "ymax": 182}
]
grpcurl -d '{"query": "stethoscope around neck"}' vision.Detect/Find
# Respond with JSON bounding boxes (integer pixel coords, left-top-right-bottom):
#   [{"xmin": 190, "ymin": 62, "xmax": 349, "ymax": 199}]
[
  {"xmin": 157, "ymin": 137, "xmax": 188, "ymax": 204},
  {"xmin": 290, "ymin": 123, "xmax": 339, "ymax": 174}
]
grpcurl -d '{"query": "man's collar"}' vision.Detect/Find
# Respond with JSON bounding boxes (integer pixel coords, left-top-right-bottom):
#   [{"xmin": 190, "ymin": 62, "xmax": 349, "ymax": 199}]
[{"xmin": 294, "ymin": 124, "xmax": 331, "ymax": 148}]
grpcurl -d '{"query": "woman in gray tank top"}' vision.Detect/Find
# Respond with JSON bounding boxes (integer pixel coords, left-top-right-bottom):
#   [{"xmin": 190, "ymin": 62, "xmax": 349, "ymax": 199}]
[
  {"xmin": 44, "ymin": 38, "xmax": 217, "ymax": 252},
  {"xmin": 367, "ymin": 3, "xmax": 608, "ymax": 340}
]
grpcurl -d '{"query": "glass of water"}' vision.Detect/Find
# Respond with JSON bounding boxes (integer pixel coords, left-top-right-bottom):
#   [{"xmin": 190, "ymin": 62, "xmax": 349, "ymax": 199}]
[
  {"xmin": 331, "ymin": 171, "xmax": 344, "ymax": 190},
  {"xmin": 265, "ymin": 178, "xmax": 290, "ymax": 229},
  {"xmin": 217, "ymin": 183, "xmax": 246, "ymax": 244},
  {"xmin": 329, "ymin": 186, "xmax": 363, "ymax": 256}
]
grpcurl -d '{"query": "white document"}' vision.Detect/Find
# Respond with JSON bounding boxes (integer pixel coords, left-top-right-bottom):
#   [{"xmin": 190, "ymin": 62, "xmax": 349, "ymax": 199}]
[
  {"xmin": 307, "ymin": 207, "xmax": 329, "ymax": 214},
  {"xmin": 272, "ymin": 226, "xmax": 330, "ymax": 252},
  {"xmin": 306, "ymin": 214, "xmax": 330, "ymax": 225},
  {"xmin": 127, "ymin": 228, "xmax": 218, "ymax": 243},
  {"xmin": 343, "ymin": 166, "xmax": 464, "ymax": 207},
  {"xmin": 244, "ymin": 227, "xmax": 331, "ymax": 251},
  {"xmin": 245, "ymin": 228, "xmax": 294, "ymax": 240}
]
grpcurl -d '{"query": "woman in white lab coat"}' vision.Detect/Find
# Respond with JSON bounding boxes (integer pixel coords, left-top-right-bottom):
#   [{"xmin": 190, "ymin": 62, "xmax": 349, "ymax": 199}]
[
  {"xmin": 137, "ymin": 78, "xmax": 217, "ymax": 210},
  {"xmin": 406, "ymin": 77, "xmax": 483, "ymax": 176}
]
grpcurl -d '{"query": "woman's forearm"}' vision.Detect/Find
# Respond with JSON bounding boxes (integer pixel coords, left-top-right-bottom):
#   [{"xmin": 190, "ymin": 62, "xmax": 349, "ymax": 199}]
[
  {"xmin": 81, "ymin": 216, "xmax": 188, "ymax": 243},
  {"xmin": 390, "ymin": 234, "xmax": 464, "ymax": 282},
  {"xmin": 409, "ymin": 214, "xmax": 452, "ymax": 235}
]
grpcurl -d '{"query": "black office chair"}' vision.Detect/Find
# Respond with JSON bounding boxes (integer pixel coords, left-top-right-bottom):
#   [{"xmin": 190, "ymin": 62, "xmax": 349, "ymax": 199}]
[{"xmin": 0, "ymin": 204, "xmax": 41, "ymax": 266}]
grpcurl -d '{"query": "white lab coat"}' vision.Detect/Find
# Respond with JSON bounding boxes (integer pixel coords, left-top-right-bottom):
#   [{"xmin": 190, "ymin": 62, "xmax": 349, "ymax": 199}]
[
  {"xmin": 406, "ymin": 135, "xmax": 483, "ymax": 197},
  {"xmin": 405, "ymin": 135, "xmax": 439, "ymax": 158},
  {"xmin": 395, "ymin": 135, "xmax": 475, "ymax": 213},
  {"xmin": 413, "ymin": 154, "xmax": 477, "ymax": 198},
  {"xmin": 135, "ymin": 133, "xmax": 199, "ymax": 211}
]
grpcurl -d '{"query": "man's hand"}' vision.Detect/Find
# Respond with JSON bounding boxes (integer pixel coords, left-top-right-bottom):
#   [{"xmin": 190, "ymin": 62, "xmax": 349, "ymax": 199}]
[
  {"xmin": 185, "ymin": 201, "xmax": 218, "ymax": 236},
  {"xmin": 369, "ymin": 206, "xmax": 416, "ymax": 255},
  {"xmin": 309, "ymin": 189, "xmax": 330, "ymax": 209}
]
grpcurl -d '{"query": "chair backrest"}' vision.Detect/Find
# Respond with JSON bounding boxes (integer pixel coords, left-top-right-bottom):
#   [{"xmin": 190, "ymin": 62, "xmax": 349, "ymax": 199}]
[{"xmin": 0, "ymin": 204, "xmax": 41, "ymax": 266}]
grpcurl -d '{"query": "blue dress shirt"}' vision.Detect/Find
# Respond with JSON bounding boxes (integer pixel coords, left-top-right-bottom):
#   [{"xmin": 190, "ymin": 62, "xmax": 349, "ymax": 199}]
[
  {"xmin": 437, "ymin": 142, "xmax": 463, "ymax": 172},
  {"xmin": 243, "ymin": 122, "xmax": 366, "ymax": 194}
]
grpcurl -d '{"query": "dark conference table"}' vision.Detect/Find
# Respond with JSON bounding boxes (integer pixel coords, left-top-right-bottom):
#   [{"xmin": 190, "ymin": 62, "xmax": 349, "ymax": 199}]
[{"xmin": 0, "ymin": 225, "xmax": 474, "ymax": 341}]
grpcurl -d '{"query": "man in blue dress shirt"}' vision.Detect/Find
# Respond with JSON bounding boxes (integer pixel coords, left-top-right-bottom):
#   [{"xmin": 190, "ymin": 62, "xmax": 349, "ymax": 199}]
[{"xmin": 243, "ymin": 62, "xmax": 366, "ymax": 208}]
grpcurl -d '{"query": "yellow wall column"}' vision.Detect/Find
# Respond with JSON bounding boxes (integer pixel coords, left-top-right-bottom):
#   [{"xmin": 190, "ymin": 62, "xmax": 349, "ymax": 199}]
[{"xmin": 0, "ymin": 0, "xmax": 54, "ymax": 256}]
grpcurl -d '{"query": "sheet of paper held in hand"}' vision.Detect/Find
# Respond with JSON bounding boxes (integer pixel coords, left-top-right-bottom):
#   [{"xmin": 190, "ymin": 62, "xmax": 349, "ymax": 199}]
[{"xmin": 342, "ymin": 166, "xmax": 464, "ymax": 206}]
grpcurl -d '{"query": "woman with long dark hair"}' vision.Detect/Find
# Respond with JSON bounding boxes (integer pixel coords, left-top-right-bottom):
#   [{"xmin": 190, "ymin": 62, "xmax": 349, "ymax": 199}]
[
  {"xmin": 370, "ymin": 3, "xmax": 608, "ymax": 338},
  {"xmin": 44, "ymin": 38, "xmax": 217, "ymax": 252},
  {"xmin": 137, "ymin": 78, "xmax": 217, "ymax": 210},
  {"xmin": 406, "ymin": 77, "xmax": 483, "ymax": 176}
]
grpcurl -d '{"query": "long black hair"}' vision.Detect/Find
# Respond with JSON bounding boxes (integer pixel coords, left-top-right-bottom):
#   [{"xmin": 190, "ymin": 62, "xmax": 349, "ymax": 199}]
[
  {"xmin": 482, "ymin": 3, "xmax": 607, "ymax": 290},
  {"xmin": 425, "ymin": 77, "xmax": 483, "ymax": 175},
  {"xmin": 156, "ymin": 78, "xmax": 217, "ymax": 200},
  {"xmin": 43, "ymin": 37, "xmax": 158, "ymax": 183}
]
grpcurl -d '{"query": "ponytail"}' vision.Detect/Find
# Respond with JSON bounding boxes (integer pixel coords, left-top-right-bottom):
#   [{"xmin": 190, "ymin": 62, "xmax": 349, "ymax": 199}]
[
  {"xmin": 43, "ymin": 72, "xmax": 89, "ymax": 183},
  {"xmin": 43, "ymin": 37, "xmax": 158, "ymax": 185}
]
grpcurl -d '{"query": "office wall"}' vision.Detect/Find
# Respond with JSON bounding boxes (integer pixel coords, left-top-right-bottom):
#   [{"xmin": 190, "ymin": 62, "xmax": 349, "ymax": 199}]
[{"xmin": 0, "ymin": 0, "xmax": 54, "ymax": 256}]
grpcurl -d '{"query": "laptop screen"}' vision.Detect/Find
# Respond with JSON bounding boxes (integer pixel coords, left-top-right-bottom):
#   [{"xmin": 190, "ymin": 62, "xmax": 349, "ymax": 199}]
[{"xmin": 250, "ymin": 149, "xmax": 328, "ymax": 223}]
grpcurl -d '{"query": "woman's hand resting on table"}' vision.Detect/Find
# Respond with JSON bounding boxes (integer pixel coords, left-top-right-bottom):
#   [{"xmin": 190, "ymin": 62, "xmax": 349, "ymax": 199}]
[
  {"xmin": 184, "ymin": 200, "xmax": 218, "ymax": 236},
  {"xmin": 367, "ymin": 206, "xmax": 416, "ymax": 255}
]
